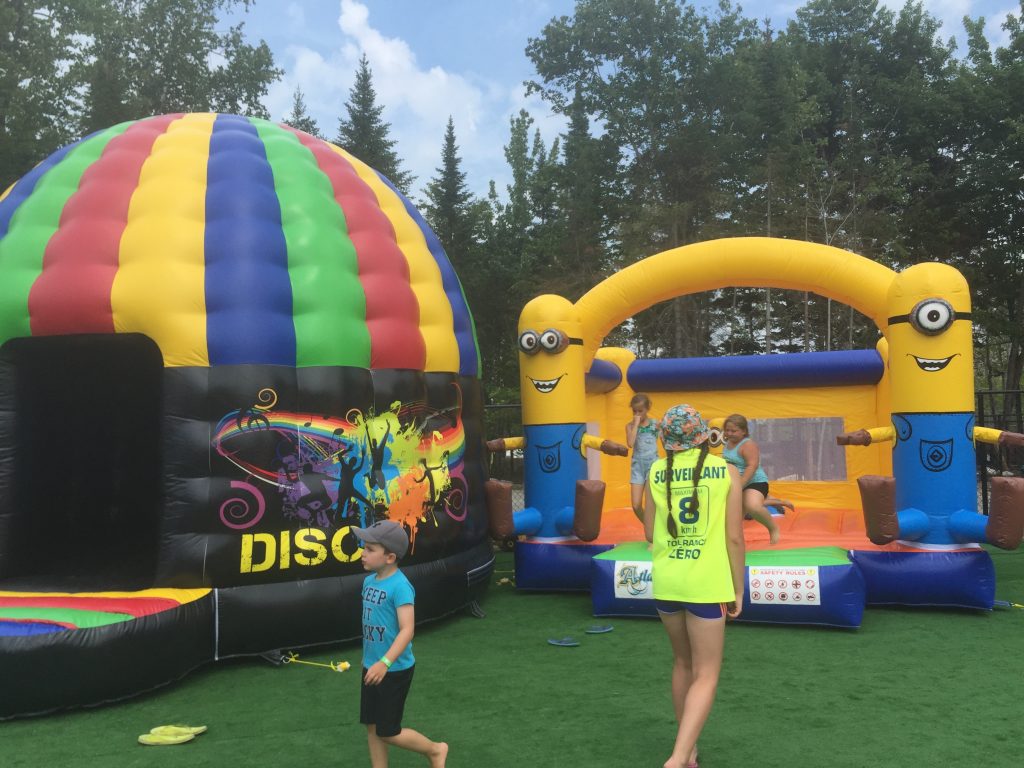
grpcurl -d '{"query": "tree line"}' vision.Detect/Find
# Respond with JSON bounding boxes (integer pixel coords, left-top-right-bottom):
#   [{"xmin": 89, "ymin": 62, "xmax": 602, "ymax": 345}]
[{"xmin": 5, "ymin": 0, "xmax": 1024, "ymax": 409}]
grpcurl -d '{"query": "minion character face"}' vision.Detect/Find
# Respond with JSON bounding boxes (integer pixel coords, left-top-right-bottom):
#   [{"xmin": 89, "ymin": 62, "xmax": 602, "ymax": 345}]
[
  {"xmin": 706, "ymin": 417, "xmax": 726, "ymax": 456},
  {"xmin": 518, "ymin": 295, "xmax": 587, "ymax": 425},
  {"xmin": 884, "ymin": 263, "xmax": 974, "ymax": 413}
]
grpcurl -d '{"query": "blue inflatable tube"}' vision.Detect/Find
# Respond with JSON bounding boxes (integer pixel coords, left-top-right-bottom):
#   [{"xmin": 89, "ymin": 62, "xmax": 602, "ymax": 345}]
[
  {"xmin": 850, "ymin": 549, "xmax": 994, "ymax": 609},
  {"xmin": 627, "ymin": 349, "xmax": 884, "ymax": 392},
  {"xmin": 516, "ymin": 539, "xmax": 615, "ymax": 591}
]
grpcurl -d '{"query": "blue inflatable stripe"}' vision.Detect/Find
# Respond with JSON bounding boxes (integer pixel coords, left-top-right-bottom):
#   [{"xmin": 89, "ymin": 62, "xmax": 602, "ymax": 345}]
[
  {"xmin": 0, "ymin": 130, "xmax": 105, "ymax": 239},
  {"xmin": 373, "ymin": 171, "xmax": 480, "ymax": 377},
  {"xmin": 627, "ymin": 349, "xmax": 884, "ymax": 392},
  {"xmin": 205, "ymin": 115, "xmax": 295, "ymax": 366},
  {"xmin": 0, "ymin": 621, "xmax": 67, "ymax": 637},
  {"xmin": 586, "ymin": 358, "xmax": 622, "ymax": 394}
]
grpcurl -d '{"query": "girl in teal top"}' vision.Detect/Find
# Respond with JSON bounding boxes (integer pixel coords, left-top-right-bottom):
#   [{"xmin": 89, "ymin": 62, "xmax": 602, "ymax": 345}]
[{"xmin": 722, "ymin": 414, "xmax": 794, "ymax": 545}]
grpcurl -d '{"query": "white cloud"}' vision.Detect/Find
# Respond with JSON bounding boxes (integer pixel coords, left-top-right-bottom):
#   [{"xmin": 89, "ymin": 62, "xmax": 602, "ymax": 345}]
[
  {"xmin": 266, "ymin": 0, "xmax": 566, "ymax": 199},
  {"xmin": 983, "ymin": 5, "xmax": 1017, "ymax": 49}
]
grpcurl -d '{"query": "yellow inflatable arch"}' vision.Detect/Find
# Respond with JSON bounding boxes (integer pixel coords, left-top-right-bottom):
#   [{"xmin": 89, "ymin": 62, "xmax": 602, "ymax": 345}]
[{"xmin": 575, "ymin": 237, "xmax": 895, "ymax": 363}]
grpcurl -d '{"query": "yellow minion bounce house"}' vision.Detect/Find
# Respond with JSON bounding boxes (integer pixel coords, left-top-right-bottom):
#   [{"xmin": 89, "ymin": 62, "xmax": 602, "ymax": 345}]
[
  {"xmin": 0, "ymin": 114, "xmax": 493, "ymax": 718},
  {"xmin": 489, "ymin": 238, "xmax": 1024, "ymax": 628}
]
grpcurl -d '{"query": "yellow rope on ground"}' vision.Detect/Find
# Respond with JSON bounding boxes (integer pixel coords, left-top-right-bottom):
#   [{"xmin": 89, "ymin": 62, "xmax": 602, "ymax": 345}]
[{"xmin": 281, "ymin": 652, "xmax": 351, "ymax": 672}]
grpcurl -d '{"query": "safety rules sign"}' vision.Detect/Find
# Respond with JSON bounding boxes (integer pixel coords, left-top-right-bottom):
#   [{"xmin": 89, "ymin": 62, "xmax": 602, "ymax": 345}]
[{"xmin": 747, "ymin": 565, "xmax": 821, "ymax": 606}]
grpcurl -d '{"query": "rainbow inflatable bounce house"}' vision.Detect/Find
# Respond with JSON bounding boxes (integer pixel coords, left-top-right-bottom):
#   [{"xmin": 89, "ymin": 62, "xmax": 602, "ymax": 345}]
[
  {"xmin": 0, "ymin": 114, "xmax": 493, "ymax": 718},
  {"xmin": 488, "ymin": 238, "xmax": 1024, "ymax": 628}
]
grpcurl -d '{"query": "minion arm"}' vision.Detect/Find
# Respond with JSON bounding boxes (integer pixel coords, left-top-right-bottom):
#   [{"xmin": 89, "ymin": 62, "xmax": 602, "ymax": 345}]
[
  {"xmin": 581, "ymin": 433, "xmax": 628, "ymax": 457},
  {"xmin": 836, "ymin": 426, "xmax": 895, "ymax": 446},
  {"xmin": 974, "ymin": 427, "xmax": 1024, "ymax": 447},
  {"xmin": 486, "ymin": 437, "xmax": 525, "ymax": 452}
]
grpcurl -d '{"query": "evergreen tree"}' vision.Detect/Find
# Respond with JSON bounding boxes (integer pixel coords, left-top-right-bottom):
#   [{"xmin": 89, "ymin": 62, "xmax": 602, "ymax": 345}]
[
  {"xmin": 422, "ymin": 118, "xmax": 476, "ymax": 253},
  {"xmin": 283, "ymin": 86, "xmax": 321, "ymax": 137},
  {"xmin": 335, "ymin": 54, "xmax": 413, "ymax": 192}
]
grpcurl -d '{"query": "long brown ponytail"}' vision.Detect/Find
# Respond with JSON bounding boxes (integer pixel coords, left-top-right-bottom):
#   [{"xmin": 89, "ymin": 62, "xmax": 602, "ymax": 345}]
[{"xmin": 665, "ymin": 442, "xmax": 709, "ymax": 538}]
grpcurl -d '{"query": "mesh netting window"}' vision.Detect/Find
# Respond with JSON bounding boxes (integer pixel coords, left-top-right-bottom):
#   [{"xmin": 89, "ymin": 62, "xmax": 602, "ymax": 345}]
[{"xmin": 747, "ymin": 417, "xmax": 847, "ymax": 481}]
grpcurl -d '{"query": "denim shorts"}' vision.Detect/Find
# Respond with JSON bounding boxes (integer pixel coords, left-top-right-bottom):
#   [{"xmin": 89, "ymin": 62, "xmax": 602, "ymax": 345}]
[{"xmin": 630, "ymin": 453, "xmax": 657, "ymax": 484}]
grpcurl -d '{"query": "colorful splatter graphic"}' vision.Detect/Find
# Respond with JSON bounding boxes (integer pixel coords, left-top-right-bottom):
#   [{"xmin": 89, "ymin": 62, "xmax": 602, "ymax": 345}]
[{"xmin": 211, "ymin": 387, "xmax": 467, "ymax": 551}]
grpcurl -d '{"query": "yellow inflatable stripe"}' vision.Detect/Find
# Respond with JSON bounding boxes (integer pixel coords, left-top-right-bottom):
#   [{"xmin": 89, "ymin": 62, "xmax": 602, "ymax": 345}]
[
  {"xmin": 0, "ymin": 588, "xmax": 211, "ymax": 604},
  {"xmin": 327, "ymin": 145, "xmax": 459, "ymax": 373},
  {"xmin": 113, "ymin": 113, "xmax": 215, "ymax": 367},
  {"xmin": 576, "ymin": 237, "xmax": 897, "ymax": 365},
  {"xmin": 0, "ymin": 181, "xmax": 13, "ymax": 204}
]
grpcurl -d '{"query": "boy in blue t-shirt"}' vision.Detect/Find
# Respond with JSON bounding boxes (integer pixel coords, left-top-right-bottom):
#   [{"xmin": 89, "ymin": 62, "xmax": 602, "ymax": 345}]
[{"xmin": 352, "ymin": 520, "xmax": 448, "ymax": 767}]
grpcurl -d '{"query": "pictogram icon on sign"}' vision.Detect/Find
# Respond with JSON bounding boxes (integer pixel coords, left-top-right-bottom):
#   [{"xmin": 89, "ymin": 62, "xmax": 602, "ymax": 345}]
[
  {"xmin": 806, "ymin": 579, "xmax": 816, "ymax": 589},
  {"xmin": 793, "ymin": 593, "xmax": 802, "ymax": 602},
  {"xmin": 779, "ymin": 592, "xmax": 788, "ymax": 601},
  {"xmin": 807, "ymin": 592, "xmax": 816, "ymax": 601},
  {"xmin": 751, "ymin": 579, "xmax": 761, "ymax": 588},
  {"xmin": 766, "ymin": 592, "xmax": 775, "ymax": 601},
  {"xmin": 752, "ymin": 591, "xmax": 761, "ymax": 600},
  {"xmin": 779, "ymin": 579, "xmax": 788, "ymax": 589},
  {"xmin": 766, "ymin": 580, "xmax": 775, "ymax": 589}
]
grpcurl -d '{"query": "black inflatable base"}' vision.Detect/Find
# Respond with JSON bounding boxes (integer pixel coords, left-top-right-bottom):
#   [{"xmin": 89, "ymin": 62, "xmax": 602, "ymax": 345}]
[{"xmin": 0, "ymin": 541, "xmax": 493, "ymax": 719}]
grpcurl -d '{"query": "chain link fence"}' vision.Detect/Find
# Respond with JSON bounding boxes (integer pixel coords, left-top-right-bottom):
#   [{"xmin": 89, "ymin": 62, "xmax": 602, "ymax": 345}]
[
  {"xmin": 483, "ymin": 404, "xmax": 525, "ymax": 509},
  {"xmin": 976, "ymin": 389, "xmax": 1024, "ymax": 515}
]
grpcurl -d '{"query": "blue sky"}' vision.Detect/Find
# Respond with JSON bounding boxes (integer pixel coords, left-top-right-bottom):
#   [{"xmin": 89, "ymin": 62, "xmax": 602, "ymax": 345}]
[{"xmin": 232, "ymin": 1, "xmax": 1020, "ymax": 199}]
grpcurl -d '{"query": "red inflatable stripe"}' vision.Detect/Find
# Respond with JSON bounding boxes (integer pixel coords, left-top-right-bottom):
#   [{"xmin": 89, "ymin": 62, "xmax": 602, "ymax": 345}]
[
  {"xmin": 0, "ymin": 595, "xmax": 181, "ymax": 618},
  {"xmin": 284, "ymin": 127, "xmax": 425, "ymax": 370},
  {"xmin": 28, "ymin": 114, "xmax": 182, "ymax": 336}
]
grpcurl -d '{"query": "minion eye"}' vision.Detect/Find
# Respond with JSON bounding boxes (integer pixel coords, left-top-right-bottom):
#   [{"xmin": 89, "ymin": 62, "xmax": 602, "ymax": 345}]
[
  {"xmin": 519, "ymin": 330, "xmax": 540, "ymax": 354},
  {"xmin": 539, "ymin": 329, "xmax": 568, "ymax": 352},
  {"xmin": 707, "ymin": 427, "xmax": 724, "ymax": 447},
  {"xmin": 911, "ymin": 299, "xmax": 954, "ymax": 335}
]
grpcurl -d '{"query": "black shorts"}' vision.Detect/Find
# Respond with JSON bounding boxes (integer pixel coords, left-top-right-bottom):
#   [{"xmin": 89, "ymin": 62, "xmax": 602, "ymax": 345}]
[
  {"xmin": 360, "ymin": 665, "xmax": 414, "ymax": 738},
  {"xmin": 745, "ymin": 481, "xmax": 770, "ymax": 498}
]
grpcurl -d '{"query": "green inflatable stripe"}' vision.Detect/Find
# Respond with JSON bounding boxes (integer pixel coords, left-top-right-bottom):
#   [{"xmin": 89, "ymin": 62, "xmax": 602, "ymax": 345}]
[
  {"xmin": 595, "ymin": 542, "xmax": 851, "ymax": 568},
  {"xmin": 594, "ymin": 541, "xmax": 652, "ymax": 560},
  {"xmin": 0, "ymin": 606, "xmax": 134, "ymax": 629},
  {"xmin": 744, "ymin": 546, "xmax": 851, "ymax": 567},
  {"xmin": 250, "ymin": 118, "xmax": 371, "ymax": 367},
  {"xmin": 0, "ymin": 122, "xmax": 132, "ymax": 345}
]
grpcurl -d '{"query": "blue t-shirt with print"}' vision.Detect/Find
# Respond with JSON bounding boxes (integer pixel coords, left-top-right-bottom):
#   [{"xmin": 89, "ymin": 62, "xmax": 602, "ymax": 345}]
[{"xmin": 361, "ymin": 569, "xmax": 416, "ymax": 671}]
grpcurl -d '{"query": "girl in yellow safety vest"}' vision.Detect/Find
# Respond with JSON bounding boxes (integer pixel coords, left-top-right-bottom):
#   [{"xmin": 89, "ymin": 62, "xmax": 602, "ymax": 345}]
[{"xmin": 643, "ymin": 404, "xmax": 746, "ymax": 768}]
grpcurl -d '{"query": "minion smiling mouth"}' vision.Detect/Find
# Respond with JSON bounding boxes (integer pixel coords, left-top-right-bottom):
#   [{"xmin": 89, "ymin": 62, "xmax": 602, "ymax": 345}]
[
  {"xmin": 909, "ymin": 354, "xmax": 958, "ymax": 372},
  {"xmin": 529, "ymin": 375, "xmax": 564, "ymax": 394}
]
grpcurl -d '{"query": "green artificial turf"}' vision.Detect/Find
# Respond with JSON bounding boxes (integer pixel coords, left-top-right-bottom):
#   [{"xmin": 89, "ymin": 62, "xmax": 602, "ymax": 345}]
[{"xmin": 3, "ymin": 548, "xmax": 1023, "ymax": 768}]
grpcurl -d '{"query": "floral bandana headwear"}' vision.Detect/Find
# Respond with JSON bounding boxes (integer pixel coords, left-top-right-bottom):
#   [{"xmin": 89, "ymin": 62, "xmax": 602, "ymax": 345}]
[{"xmin": 660, "ymin": 404, "xmax": 710, "ymax": 451}]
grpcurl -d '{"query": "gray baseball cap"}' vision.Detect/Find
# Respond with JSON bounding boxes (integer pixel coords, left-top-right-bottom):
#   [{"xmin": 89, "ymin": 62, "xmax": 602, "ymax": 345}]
[{"xmin": 352, "ymin": 520, "xmax": 409, "ymax": 558}]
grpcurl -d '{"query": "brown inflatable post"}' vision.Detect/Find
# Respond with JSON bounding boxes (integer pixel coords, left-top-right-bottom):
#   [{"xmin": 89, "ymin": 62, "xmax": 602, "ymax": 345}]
[
  {"xmin": 987, "ymin": 476, "xmax": 1024, "ymax": 550},
  {"xmin": 857, "ymin": 475, "xmax": 899, "ymax": 545},
  {"xmin": 485, "ymin": 479, "xmax": 515, "ymax": 539},
  {"xmin": 573, "ymin": 480, "xmax": 605, "ymax": 541}
]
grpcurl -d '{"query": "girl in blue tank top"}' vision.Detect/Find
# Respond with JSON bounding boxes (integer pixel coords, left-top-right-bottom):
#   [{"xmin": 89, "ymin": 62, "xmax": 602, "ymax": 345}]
[
  {"xmin": 722, "ymin": 414, "xmax": 794, "ymax": 545},
  {"xmin": 626, "ymin": 393, "xmax": 660, "ymax": 523}
]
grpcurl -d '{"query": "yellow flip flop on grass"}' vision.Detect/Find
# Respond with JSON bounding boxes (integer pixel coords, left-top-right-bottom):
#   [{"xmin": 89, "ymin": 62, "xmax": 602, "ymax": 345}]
[{"xmin": 137, "ymin": 724, "xmax": 207, "ymax": 745}]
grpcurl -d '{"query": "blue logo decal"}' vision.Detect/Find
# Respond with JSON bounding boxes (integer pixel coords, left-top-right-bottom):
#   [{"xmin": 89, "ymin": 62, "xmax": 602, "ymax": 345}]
[
  {"xmin": 535, "ymin": 442, "xmax": 562, "ymax": 474},
  {"xmin": 920, "ymin": 438, "xmax": 953, "ymax": 472}
]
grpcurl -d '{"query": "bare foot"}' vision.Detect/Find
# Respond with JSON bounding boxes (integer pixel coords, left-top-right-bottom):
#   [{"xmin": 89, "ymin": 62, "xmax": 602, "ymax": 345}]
[
  {"xmin": 769, "ymin": 523, "xmax": 781, "ymax": 545},
  {"xmin": 781, "ymin": 499, "xmax": 795, "ymax": 512},
  {"xmin": 687, "ymin": 745, "xmax": 699, "ymax": 767},
  {"xmin": 429, "ymin": 742, "xmax": 448, "ymax": 767}
]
